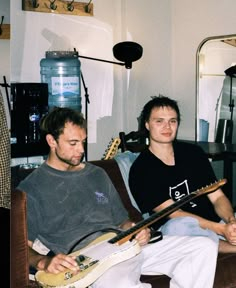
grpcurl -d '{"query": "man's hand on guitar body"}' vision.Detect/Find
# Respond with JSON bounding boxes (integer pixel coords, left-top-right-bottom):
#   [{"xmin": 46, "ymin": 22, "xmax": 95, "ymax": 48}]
[{"xmin": 37, "ymin": 253, "xmax": 80, "ymax": 274}]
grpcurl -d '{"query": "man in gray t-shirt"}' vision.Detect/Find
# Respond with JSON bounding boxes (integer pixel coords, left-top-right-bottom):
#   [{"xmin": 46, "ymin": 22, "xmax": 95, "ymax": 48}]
[{"xmin": 18, "ymin": 161, "xmax": 128, "ymax": 254}]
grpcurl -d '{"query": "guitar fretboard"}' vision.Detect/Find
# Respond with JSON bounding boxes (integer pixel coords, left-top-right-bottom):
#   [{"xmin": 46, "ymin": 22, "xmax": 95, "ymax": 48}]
[
  {"xmin": 107, "ymin": 178, "xmax": 226, "ymax": 245},
  {"xmin": 108, "ymin": 190, "xmax": 199, "ymax": 244}
]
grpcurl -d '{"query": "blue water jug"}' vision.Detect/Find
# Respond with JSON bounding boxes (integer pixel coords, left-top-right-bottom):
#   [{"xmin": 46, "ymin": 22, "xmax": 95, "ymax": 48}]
[{"xmin": 40, "ymin": 51, "xmax": 81, "ymax": 111}]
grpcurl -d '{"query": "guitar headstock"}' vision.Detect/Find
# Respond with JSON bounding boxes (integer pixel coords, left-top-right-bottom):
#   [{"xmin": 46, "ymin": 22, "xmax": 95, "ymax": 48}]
[
  {"xmin": 103, "ymin": 138, "xmax": 121, "ymax": 160},
  {"xmin": 195, "ymin": 179, "xmax": 227, "ymax": 195}
]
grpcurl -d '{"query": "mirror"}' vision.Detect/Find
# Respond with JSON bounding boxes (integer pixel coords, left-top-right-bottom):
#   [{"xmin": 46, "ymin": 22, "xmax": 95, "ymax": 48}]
[{"xmin": 196, "ymin": 34, "xmax": 236, "ymax": 143}]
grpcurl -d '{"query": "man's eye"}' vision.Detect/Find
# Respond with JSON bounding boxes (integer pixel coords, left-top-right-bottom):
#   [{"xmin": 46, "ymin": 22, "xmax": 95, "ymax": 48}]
[{"xmin": 70, "ymin": 142, "xmax": 77, "ymax": 146}]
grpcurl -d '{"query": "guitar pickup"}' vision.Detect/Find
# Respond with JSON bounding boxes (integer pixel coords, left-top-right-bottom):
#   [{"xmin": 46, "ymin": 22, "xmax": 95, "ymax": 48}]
[
  {"xmin": 79, "ymin": 260, "xmax": 99, "ymax": 271},
  {"xmin": 63, "ymin": 256, "xmax": 99, "ymax": 280},
  {"xmin": 75, "ymin": 254, "xmax": 99, "ymax": 271}
]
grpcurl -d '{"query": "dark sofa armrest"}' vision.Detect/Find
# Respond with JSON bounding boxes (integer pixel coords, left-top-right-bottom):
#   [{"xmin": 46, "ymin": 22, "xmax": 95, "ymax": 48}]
[{"xmin": 11, "ymin": 189, "xmax": 29, "ymax": 288}]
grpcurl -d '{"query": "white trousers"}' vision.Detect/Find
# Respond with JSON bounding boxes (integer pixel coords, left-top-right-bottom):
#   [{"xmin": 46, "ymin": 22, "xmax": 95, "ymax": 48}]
[{"xmin": 92, "ymin": 235, "xmax": 218, "ymax": 288}]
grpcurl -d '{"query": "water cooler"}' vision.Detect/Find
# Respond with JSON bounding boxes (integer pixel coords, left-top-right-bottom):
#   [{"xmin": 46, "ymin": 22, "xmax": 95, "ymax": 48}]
[{"xmin": 40, "ymin": 51, "xmax": 81, "ymax": 112}]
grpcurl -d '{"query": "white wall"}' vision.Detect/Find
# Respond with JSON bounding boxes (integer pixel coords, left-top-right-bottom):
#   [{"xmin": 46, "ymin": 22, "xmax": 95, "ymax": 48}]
[
  {"xmin": 11, "ymin": 0, "xmax": 127, "ymax": 160},
  {"xmin": 10, "ymin": 0, "xmax": 236, "ymax": 161},
  {"xmin": 171, "ymin": 0, "xmax": 236, "ymax": 140},
  {"xmin": 10, "ymin": 0, "xmax": 172, "ymax": 160}
]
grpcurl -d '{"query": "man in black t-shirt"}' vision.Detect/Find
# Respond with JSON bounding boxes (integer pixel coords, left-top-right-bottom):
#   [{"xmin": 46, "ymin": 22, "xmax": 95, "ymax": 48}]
[{"xmin": 129, "ymin": 95, "xmax": 236, "ymax": 253}]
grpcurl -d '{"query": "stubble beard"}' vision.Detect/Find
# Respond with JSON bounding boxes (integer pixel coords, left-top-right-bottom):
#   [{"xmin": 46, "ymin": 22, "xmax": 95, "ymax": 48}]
[{"xmin": 55, "ymin": 150, "xmax": 83, "ymax": 167}]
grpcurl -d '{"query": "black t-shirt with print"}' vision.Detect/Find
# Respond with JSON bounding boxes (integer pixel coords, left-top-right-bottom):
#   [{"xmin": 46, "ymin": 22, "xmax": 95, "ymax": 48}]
[{"xmin": 129, "ymin": 141, "xmax": 221, "ymax": 230}]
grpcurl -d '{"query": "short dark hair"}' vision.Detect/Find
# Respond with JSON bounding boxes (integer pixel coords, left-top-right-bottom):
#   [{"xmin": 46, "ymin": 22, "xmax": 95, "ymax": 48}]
[
  {"xmin": 139, "ymin": 95, "xmax": 181, "ymax": 133},
  {"xmin": 40, "ymin": 107, "xmax": 87, "ymax": 141}
]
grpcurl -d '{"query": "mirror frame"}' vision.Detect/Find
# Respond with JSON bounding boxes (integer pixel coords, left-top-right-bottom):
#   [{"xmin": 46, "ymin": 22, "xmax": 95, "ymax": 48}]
[{"xmin": 195, "ymin": 34, "xmax": 236, "ymax": 142}]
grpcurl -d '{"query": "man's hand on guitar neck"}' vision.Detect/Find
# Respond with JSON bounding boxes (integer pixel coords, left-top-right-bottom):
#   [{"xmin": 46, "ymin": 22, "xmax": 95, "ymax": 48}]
[{"xmin": 119, "ymin": 220, "xmax": 151, "ymax": 246}]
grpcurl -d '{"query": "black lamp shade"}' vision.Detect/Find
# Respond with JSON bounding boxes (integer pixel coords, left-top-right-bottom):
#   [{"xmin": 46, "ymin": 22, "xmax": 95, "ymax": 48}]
[
  {"xmin": 113, "ymin": 41, "xmax": 143, "ymax": 69},
  {"xmin": 225, "ymin": 65, "xmax": 236, "ymax": 77}
]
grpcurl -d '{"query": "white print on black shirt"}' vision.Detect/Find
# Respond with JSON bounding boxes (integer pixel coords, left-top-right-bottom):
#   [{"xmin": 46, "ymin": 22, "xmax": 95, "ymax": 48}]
[{"xmin": 169, "ymin": 180, "xmax": 197, "ymax": 208}]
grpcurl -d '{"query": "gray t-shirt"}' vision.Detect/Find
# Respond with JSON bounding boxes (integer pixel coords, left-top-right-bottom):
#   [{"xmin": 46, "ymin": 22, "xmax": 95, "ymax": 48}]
[{"xmin": 17, "ymin": 162, "xmax": 128, "ymax": 254}]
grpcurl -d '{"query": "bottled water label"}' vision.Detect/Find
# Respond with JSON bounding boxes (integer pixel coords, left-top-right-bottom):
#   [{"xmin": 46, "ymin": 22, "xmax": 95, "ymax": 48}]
[{"xmin": 51, "ymin": 76, "xmax": 80, "ymax": 99}]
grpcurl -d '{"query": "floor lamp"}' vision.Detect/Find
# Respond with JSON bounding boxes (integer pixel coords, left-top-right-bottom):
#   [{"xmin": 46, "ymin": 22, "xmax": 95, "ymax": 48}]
[{"xmin": 74, "ymin": 41, "xmax": 143, "ymax": 160}]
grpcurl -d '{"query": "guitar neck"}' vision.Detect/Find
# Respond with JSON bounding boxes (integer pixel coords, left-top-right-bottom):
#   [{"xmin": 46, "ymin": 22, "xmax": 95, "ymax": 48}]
[
  {"xmin": 108, "ymin": 178, "xmax": 226, "ymax": 245},
  {"xmin": 103, "ymin": 138, "xmax": 121, "ymax": 160},
  {"xmin": 109, "ymin": 190, "xmax": 200, "ymax": 245}
]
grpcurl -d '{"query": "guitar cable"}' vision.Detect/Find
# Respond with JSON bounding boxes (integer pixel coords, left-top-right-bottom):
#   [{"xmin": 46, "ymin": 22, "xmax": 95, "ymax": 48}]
[{"xmin": 69, "ymin": 226, "xmax": 163, "ymax": 254}]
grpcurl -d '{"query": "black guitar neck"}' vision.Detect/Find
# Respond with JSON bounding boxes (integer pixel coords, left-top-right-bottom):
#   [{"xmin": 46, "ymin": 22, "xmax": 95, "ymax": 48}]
[
  {"xmin": 109, "ymin": 190, "xmax": 199, "ymax": 244},
  {"xmin": 108, "ymin": 178, "xmax": 227, "ymax": 245}
]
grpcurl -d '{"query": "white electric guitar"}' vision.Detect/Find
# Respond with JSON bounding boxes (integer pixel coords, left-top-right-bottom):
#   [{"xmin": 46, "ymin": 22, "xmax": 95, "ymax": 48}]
[{"xmin": 35, "ymin": 179, "xmax": 226, "ymax": 288}]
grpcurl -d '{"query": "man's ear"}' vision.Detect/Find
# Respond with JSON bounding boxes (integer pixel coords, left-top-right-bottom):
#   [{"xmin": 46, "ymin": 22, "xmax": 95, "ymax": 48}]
[
  {"xmin": 145, "ymin": 122, "xmax": 150, "ymax": 131},
  {"xmin": 46, "ymin": 134, "xmax": 57, "ymax": 148}
]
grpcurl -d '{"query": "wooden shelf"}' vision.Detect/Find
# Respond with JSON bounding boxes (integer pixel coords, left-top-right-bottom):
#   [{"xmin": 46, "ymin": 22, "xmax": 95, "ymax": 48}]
[
  {"xmin": 22, "ymin": 0, "xmax": 93, "ymax": 16},
  {"xmin": 0, "ymin": 24, "xmax": 10, "ymax": 39}
]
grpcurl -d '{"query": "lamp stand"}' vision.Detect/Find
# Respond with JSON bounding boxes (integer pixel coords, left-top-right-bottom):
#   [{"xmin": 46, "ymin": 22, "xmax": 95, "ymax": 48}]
[
  {"xmin": 80, "ymin": 70, "xmax": 89, "ymax": 161},
  {"xmin": 73, "ymin": 41, "xmax": 143, "ymax": 160}
]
